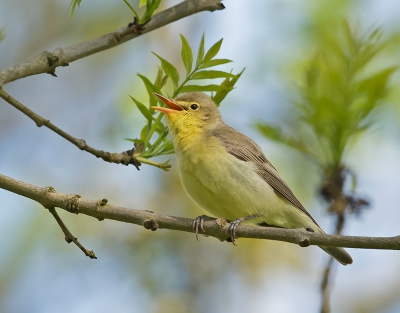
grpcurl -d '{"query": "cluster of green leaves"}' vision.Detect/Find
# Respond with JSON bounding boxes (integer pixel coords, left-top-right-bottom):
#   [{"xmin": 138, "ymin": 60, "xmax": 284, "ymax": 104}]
[
  {"xmin": 68, "ymin": 0, "xmax": 161, "ymax": 23},
  {"xmin": 128, "ymin": 34, "xmax": 243, "ymax": 170},
  {"xmin": 257, "ymin": 22, "xmax": 396, "ymax": 174},
  {"xmin": 123, "ymin": 0, "xmax": 161, "ymax": 24}
]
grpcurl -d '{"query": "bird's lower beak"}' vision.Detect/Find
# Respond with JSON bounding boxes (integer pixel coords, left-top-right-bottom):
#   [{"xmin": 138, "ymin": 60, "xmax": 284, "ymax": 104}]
[{"xmin": 152, "ymin": 93, "xmax": 183, "ymax": 114}]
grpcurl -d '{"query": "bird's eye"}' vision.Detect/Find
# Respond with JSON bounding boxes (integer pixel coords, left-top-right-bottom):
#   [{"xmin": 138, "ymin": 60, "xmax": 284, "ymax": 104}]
[{"xmin": 190, "ymin": 103, "xmax": 199, "ymax": 110}]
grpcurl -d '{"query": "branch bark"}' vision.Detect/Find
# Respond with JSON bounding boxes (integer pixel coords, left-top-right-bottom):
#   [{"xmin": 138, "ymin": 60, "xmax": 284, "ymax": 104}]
[
  {"xmin": 47, "ymin": 206, "xmax": 97, "ymax": 259},
  {"xmin": 0, "ymin": 0, "xmax": 224, "ymax": 86},
  {"xmin": 0, "ymin": 88, "xmax": 150, "ymax": 170},
  {"xmin": 1, "ymin": 173, "xmax": 400, "ymax": 255}
]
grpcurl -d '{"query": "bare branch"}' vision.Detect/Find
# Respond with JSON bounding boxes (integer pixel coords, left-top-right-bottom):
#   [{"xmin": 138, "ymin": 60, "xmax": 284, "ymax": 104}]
[
  {"xmin": 0, "ymin": 0, "xmax": 225, "ymax": 86},
  {"xmin": 1, "ymin": 173, "xmax": 400, "ymax": 257},
  {"xmin": 320, "ymin": 257, "xmax": 335, "ymax": 313},
  {"xmin": 47, "ymin": 206, "xmax": 97, "ymax": 259},
  {"xmin": 0, "ymin": 88, "xmax": 147, "ymax": 169}
]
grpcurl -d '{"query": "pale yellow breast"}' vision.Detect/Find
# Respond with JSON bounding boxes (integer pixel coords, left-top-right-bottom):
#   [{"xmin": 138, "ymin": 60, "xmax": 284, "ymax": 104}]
[{"xmin": 175, "ymin": 135, "xmax": 276, "ymax": 220}]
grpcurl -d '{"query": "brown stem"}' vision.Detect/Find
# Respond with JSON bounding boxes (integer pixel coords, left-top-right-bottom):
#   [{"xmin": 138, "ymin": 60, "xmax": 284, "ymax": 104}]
[
  {"xmin": 319, "ymin": 212, "xmax": 347, "ymax": 312},
  {"xmin": 0, "ymin": 88, "xmax": 146, "ymax": 170},
  {"xmin": 1, "ymin": 173, "xmax": 400, "ymax": 254},
  {"xmin": 319, "ymin": 165, "xmax": 349, "ymax": 313},
  {"xmin": 47, "ymin": 206, "xmax": 97, "ymax": 259}
]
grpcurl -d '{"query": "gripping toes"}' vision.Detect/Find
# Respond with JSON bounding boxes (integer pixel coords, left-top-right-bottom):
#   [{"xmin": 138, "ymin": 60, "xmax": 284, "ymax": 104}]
[{"xmin": 192, "ymin": 215, "xmax": 208, "ymax": 241}]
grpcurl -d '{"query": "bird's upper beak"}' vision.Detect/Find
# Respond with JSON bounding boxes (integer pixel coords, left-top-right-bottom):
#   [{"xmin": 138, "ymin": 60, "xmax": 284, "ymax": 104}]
[{"xmin": 152, "ymin": 93, "xmax": 184, "ymax": 114}]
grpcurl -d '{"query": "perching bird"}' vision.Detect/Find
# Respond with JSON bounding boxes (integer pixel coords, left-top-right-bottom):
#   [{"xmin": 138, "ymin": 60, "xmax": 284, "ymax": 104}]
[{"xmin": 152, "ymin": 92, "xmax": 353, "ymax": 265}]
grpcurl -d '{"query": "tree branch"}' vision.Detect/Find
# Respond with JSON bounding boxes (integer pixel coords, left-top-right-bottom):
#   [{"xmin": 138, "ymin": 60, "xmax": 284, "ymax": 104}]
[
  {"xmin": 0, "ymin": 0, "xmax": 225, "ymax": 86},
  {"xmin": 1, "ymin": 173, "xmax": 400, "ymax": 256},
  {"xmin": 0, "ymin": 88, "xmax": 147, "ymax": 169},
  {"xmin": 47, "ymin": 206, "xmax": 97, "ymax": 259}
]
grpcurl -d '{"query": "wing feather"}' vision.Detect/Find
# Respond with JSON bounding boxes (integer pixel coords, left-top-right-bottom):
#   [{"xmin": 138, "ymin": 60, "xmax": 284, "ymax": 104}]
[{"xmin": 213, "ymin": 125, "xmax": 318, "ymax": 225}]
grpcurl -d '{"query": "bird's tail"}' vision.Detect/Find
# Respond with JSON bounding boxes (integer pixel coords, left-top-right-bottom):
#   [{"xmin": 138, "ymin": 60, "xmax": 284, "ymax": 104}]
[
  {"xmin": 319, "ymin": 246, "xmax": 353, "ymax": 265},
  {"xmin": 310, "ymin": 225, "xmax": 353, "ymax": 265}
]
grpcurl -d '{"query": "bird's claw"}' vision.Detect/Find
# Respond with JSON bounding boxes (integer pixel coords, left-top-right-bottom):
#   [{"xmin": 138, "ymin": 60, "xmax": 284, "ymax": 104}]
[
  {"xmin": 192, "ymin": 215, "xmax": 207, "ymax": 241},
  {"xmin": 226, "ymin": 218, "xmax": 244, "ymax": 246}
]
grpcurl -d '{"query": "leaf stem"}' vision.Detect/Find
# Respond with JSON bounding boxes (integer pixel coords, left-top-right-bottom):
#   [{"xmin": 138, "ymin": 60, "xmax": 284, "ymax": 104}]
[
  {"xmin": 123, "ymin": 0, "xmax": 140, "ymax": 21},
  {"xmin": 136, "ymin": 157, "xmax": 171, "ymax": 170},
  {"xmin": 143, "ymin": 112, "xmax": 164, "ymax": 147}
]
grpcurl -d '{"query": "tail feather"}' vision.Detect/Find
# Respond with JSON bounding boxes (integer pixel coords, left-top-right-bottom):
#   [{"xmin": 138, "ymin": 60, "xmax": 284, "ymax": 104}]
[
  {"xmin": 310, "ymin": 226, "xmax": 353, "ymax": 265},
  {"xmin": 320, "ymin": 246, "xmax": 353, "ymax": 265}
]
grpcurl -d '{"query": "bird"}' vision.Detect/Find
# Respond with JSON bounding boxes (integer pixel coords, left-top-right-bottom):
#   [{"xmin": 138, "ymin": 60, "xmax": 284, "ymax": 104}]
[{"xmin": 152, "ymin": 92, "xmax": 353, "ymax": 265}]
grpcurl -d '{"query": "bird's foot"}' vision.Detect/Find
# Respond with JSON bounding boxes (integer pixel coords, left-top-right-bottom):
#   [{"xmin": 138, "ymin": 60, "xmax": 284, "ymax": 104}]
[
  {"xmin": 226, "ymin": 214, "xmax": 263, "ymax": 245},
  {"xmin": 192, "ymin": 215, "xmax": 212, "ymax": 241},
  {"xmin": 226, "ymin": 218, "xmax": 243, "ymax": 245}
]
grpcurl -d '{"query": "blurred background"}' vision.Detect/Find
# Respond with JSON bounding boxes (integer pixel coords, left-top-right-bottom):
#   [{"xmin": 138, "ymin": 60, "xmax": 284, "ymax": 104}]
[{"xmin": 1, "ymin": 0, "xmax": 400, "ymax": 312}]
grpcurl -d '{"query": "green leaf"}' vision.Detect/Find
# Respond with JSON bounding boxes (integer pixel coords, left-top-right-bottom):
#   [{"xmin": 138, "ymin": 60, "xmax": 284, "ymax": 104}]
[
  {"xmin": 130, "ymin": 139, "xmax": 144, "ymax": 146},
  {"xmin": 160, "ymin": 141, "xmax": 175, "ymax": 155},
  {"xmin": 153, "ymin": 52, "xmax": 180, "ymax": 90},
  {"xmin": 139, "ymin": 0, "xmax": 147, "ymax": 7},
  {"xmin": 68, "ymin": 0, "xmax": 83, "ymax": 19},
  {"xmin": 161, "ymin": 75, "xmax": 168, "ymax": 88},
  {"xmin": 200, "ymin": 59, "xmax": 232, "ymax": 69},
  {"xmin": 154, "ymin": 66, "xmax": 163, "ymax": 88},
  {"xmin": 180, "ymin": 34, "xmax": 193, "ymax": 76},
  {"xmin": 140, "ymin": 125, "xmax": 149, "ymax": 141},
  {"xmin": 212, "ymin": 69, "xmax": 244, "ymax": 106},
  {"xmin": 137, "ymin": 73, "xmax": 162, "ymax": 106},
  {"xmin": 140, "ymin": 0, "xmax": 162, "ymax": 23},
  {"xmin": 180, "ymin": 84, "xmax": 230, "ymax": 93},
  {"xmin": 191, "ymin": 70, "xmax": 234, "ymax": 80},
  {"xmin": 143, "ymin": 112, "xmax": 164, "ymax": 146},
  {"xmin": 358, "ymin": 67, "xmax": 397, "ymax": 98},
  {"xmin": 196, "ymin": 33, "xmax": 205, "ymax": 68},
  {"xmin": 204, "ymin": 38, "xmax": 223, "ymax": 62},
  {"xmin": 256, "ymin": 123, "xmax": 315, "ymax": 158},
  {"xmin": 123, "ymin": 0, "xmax": 140, "ymax": 20},
  {"xmin": 130, "ymin": 96, "xmax": 152, "ymax": 122},
  {"xmin": 154, "ymin": 66, "xmax": 167, "ymax": 90}
]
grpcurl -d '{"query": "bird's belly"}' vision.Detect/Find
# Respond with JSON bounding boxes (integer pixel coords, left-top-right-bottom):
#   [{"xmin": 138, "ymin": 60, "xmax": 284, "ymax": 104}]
[{"xmin": 177, "ymin": 152, "xmax": 287, "ymax": 224}]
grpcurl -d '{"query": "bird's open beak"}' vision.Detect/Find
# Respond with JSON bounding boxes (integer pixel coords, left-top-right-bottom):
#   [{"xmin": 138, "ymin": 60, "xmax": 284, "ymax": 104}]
[{"xmin": 152, "ymin": 93, "xmax": 183, "ymax": 114}]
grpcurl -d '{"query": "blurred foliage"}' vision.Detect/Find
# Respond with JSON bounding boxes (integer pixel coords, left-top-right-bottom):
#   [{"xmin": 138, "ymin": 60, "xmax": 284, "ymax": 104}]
[
  {"xmin": 68, "ymin": 0, "xmax": 83, "ymax": 18},
  {"xmin": 0, "ymin": 30, "xmax": 4, "ymax": 42},
  {"xmin": 127, "ymin": 34, "xmax": 243, "ymax": 170},
  {"xmin": 69, "ymin": 0, "xmax": 161, "ymax": 23},
  {"xmin": 257, "ymin": 21, "xmax": 396, "ymax": 178},
  {"xmin": 257, "ymin": 20, "xmax": 398, "ymax": 313}
]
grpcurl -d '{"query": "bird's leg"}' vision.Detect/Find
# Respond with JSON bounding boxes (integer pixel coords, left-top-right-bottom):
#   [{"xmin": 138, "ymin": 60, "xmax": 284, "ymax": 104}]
[
  {"xmin": 226, "ymin": 214, "xmax": 263, "ymax": 245},
  {"xmin": 192, "ymin": 215, "xmax": 213, "ymax": 241}
]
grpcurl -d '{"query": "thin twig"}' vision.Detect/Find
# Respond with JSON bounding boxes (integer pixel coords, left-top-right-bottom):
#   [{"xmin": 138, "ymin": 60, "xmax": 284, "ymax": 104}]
[
  {"xmin": 1, "ymin": 173, "xmax": 400, "ymax": 254},
  {"xmin": 319, "ymin": 165, "xmax": 356, "ymax": 313},
  {"xmin": 47, "ymin": 207, "xmax": 97, "ymax": 259},
  {"xmin": 0, "ymin": 88, "xmax": 171, "ymax": 170},
  {"xmin": 320, "ymin": 257, "xmax": 334, "ymax": 313},
  {"xmin": 320, "ymin": 213, "xmax": 346, "ymax": 313}
]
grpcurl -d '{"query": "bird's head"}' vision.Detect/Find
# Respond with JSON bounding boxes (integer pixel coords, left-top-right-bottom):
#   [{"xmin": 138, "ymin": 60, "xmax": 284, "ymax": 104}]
[{"xmin": 152, "ymin": 92, "xmax": 222, "ymax": 139}]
